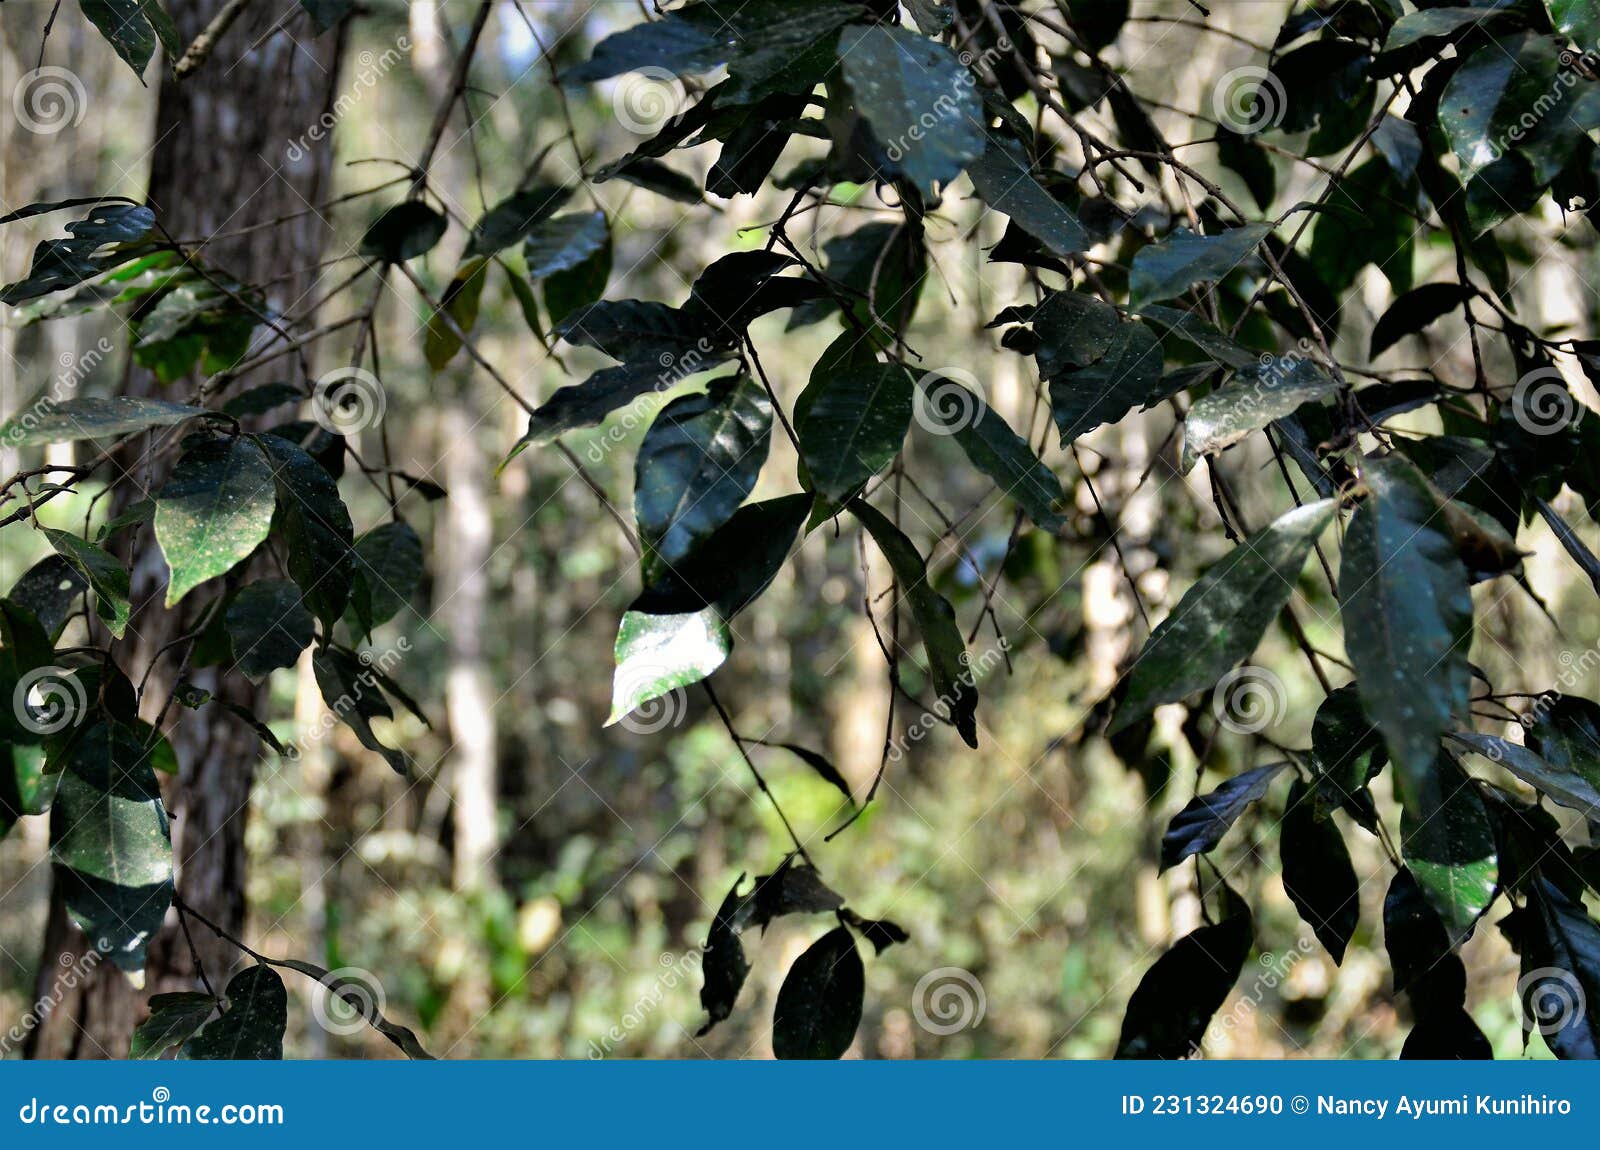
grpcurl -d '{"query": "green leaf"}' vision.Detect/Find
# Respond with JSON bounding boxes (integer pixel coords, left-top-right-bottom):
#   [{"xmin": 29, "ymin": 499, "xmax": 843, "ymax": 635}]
[
  {"xmin": 348, "ymin": 521, "xmax": 423, "ymax": 639},
  {"xmin": 257, "ymin": 433, "xmax": 355, "ymax": 630},
  {"xmin": 154, "ymin": 436, "xmax": 276, "ymax": 606},
  {"xmin": 225, "ymin": 580, "xmax": 314, "ymax": 681},
  {"xmin": 1397, "ymin": 752, "xmax": 1498, "ymax": 945},
  {"xmin": 1216, "ymin": 126, "xmax": 1276, "ymax": 212},
  {"xmin": 50, "ymin": 721, "xmax": 172, "ymax": 974},
  {"xmin": 299, "ymin": 0, "xmax": 353, "ymax": 32},
  {"xmin": 787, "ymin": 221, "xmax": 925, "ymax": 338},
  {"xmin": 1, "ymin": 396, "xmax": 203, "ymax": 449},
  {"xmin": 79, "ymin": 0, "xmax": 157, "ymax": 77},
  {"xmin": 1340, "ymin": 455, "xmax": 1473, "ymax": 782},
  {"xmin": 271, "ymin": 957, "xmax": 434, "ymax": 1058},
  {"xmin": 359, "ymin": 201, "xmax": 447, "ymax": 263},
  {"xmin": 1311, "ymin": 684, "xmax": 1384, "ymax": 832},
  {"xmin": 312, "ymin": 646, "xmax": 407, "ymax": 774},
  {"xmin": 635, "ymin": 374, "xmax": 773, "ymax": 582},
  {"xmin": 1549, "ymin": 0, "xmax": 1600, "ymax": 47},
  {"xmin": 1113, "ymin": 500, "xmax": 1336, "ymax": 731},
  {"xmin": 772, "ymin": 926, "xmax": 864, "ymax": 1060},
  {"xmin": 1509, "ymin": 879, "xmax": 1600, "ymax": 1059},
  {"xmin": 181, "ymin": 966, "xmax": 286, "ymax": 1060},
  {"xmin": 929, "ymin": 377, "xmax": 1067, "ymax": 532},
  {"xmin": 1160, "ymin": 762, "xmax": 1289, "ymax": 871},
  {"xmin": 523, "ymin": 211, "xmax": 608, "ymax": 279},
  {"xmin": 836, "ymin": 24, "xmax": 985, "ymax": 195},
  {"xmin": 1441, "ymin": 33, "xmax": 1580, "ymax": 188},
  {"xmin": 557, "ymin": 299, "xmax": 712, "ymax": 362},
  {"xmin": 1136, "ymin": 304, "xmax": 1260, "ymax": 369},
  {"xmin": 1449, "ymin": 731, "xmax": 1600, "ymax": 820},
  {"xmin": 424, "ymin": 258, "xmax": 488, "ymax": 371},
  {"xmin": 222, "ymin": 382, "xmax": 302, "ymax": 419},
  {"xmin": 1128, "ymin": 224, "xmax": 1271, "ymax": 310},
  {"xmin": 1048, "ymin": 319, "xmax": 1164, "ymax": 444},
  {"xmin": 503, "ymin": 354, "xmax": 735, "ymax": 463},
  {"xmin": 464, "ymin": 186, "xmax": 569, "ymax": 258},
  {"xmin": 1281, "ymin": 777, "xmax": 1361, "ymax": 964},
  {"xmin": 1527, "ymin": 695, "xmax": 1600, "ymax": 795},
  {"xmin": 850, "ymin": 500, "xmax": 978, "ymax": 747},
  {"xmin": 966, "ymin": 137, "xmax": 1089, "ymax": 257},
  {"xmin": 41, "ymin": 528, "xmax": 132, "ymax": 638},
  {"xmin": 1031, "ymin": 291, "xmax": 1120, "ymax": 378},
  {"xmin": 131, "ymin": 992, "xmax": 216, "ymax": 1059},
  {"xmin": 697, "ymin": 877, "xmax": 752, "ymax": 1036},
  {"xmin": 606, "ymin": 606, "xmax": 731, "ymax": 726},
  {"xmin": 1308, "ymin": 158, "xmax": 1415, "ymax": 294},
  {"xmin": 1181, "ymin": 353, "xmax": 1340, "ymax": 472},
  {"xmin": 795, "ymin": 362, "xmax": 914, "ymax": 502}
]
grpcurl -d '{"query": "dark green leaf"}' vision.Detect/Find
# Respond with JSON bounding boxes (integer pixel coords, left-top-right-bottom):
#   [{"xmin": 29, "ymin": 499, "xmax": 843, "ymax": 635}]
[
  {"xmin": 50, "ymin": 721, "xmax": 172, "ymax": 973},
  {"xmin": 796, "ymin": 362, "xmax": 914, "ymax": 502},
  {"xmin": 523, "ymin": 211, "xmax": 608, "ymax": 279},
  {"xmin": 1128, "ymin": 224, "xmax": 1271, "ymax": 310},
  {"xmin": 697, "ymin": 876, "xmax": 752, "ymax": 1036},
  {"xmin": 257, "ymin": 433, "xmax": 355, "ymax": 630},
  {"xmin": 850, "ymin": 500, "xmax": 978, "ymax": 747},
  {"xmin": 772, "ymin": 926, "xmax": 864, "ymax": 1060},
  {"xmin": 181, "ymin": 966, "xmax": 286, "ymax": 1060},
  {"xmin": 1397, "ymin": 752, "xmax": 1498, "ymax": 945},
  {"xmin": 464, "ymin": 186, "xmax": 569, "ymax": 258},
  {"xmin": 1370, "ymin": 283, "xmax": 1473, "ymax": 358},
  {"xmin": 1114, "ymin": 500, "xmax": 1335, "ymax": 731},
  {"xmin": 1031, "ymin": 291, "xmax": 1120, "ymax": 378},
  {"xmin": 8, "ymin": 556, "xmax": 87, "ymax": 640},
  {"xmin": 349, "ymin": 521, "xmax": 423, "ymax": 639},
  {"xmin": 424, "ymin": 258, "xmax": 488, "ymax": 371},
  {"xmin": 0, "ymin": 203, "xmax": 156, "ymax": 305},
  {"xmin": 966, "ymin": 137, "xmax": 1089, "ymax": 257},
  {"xmin": 225, "ymin": 580, "xmax": 314, "ymax": 681},
  {"xmin": 359, "ymin": 201, "xmax": 447, "ymax": 263},
  {"xmin": 1281, "ymin": 777, "xmax": 1360, "ymax": 963},
  {"xmin": 636, "ymin": 374, "xmax": 772, "ymax": 582},
  {"xmin": 931, "ymin": 376, "xmax": 1066, "ymax": 533},
  {"xmin": 1, "ymin": 396, "xmax": 203, "ymax": 449},
  {"xmin": 1181, "ymin": 353, "xmax": 1339, "ymax": 471},
  {"xmin": 1340, "ymin": 455, "xmax": 1473, "ymax": 781},
  {"xmin": 41, "ymin": 529, "xmax": 131, "ymax": 639},
  {"xmin": 1048, "ymin": 320, "xmax": 1165, "ymax": 445},
  {"xmin": 312, "ymin": 646, "xmax": 407, "ymax": 774},
  {"xmin": 79, "ymin": 0, "xmax": 156, "ymax": 77},
  {"xmin": 1116, "ymin": 880, "xmax": 1252, "ymax": 1058},
  {"xmin": 1160, "ymin": 762, "xmax": 1289, "ymax": 871},
  {"xmin": 131, "ymin": 992, "xmax": 215, "ymax": 1059},
  {"xmin": 836, "ymin": 24, "xmax": 985, "ymax": 195},
  {"xmin": 1450, "ymin": 730, "xmax": 1600, "ymax": 820}
]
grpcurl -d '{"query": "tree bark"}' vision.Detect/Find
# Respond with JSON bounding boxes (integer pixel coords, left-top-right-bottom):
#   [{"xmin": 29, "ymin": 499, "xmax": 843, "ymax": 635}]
[{"xmin": 28, "ymin": 0, "xmax": 344, "ymax": 1059}]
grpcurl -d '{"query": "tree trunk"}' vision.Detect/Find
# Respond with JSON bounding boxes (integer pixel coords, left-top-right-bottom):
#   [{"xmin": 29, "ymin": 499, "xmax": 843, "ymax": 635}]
[{"xmin": 28, "ymin": 1, "xmax": 344, "ymax": 1059}]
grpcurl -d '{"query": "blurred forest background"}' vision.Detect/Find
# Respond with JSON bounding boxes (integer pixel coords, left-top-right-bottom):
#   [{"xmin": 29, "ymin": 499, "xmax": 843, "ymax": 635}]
[{"xmin": 2, "ymin": 0, "xmax": 1597, "ymax": 1058}]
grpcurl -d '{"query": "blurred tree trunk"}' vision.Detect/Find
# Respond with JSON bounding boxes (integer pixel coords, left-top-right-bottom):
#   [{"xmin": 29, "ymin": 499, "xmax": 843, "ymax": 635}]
[{"xmin": 28, "ymin": 1, "xmax": 345, "ymax": 1059}]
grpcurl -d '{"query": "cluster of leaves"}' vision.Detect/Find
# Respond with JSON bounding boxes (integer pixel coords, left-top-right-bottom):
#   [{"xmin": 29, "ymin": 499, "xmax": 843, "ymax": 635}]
[{"xmin": 19, "ymin": 0, "xmax": 1600, "ymax": 1059}]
